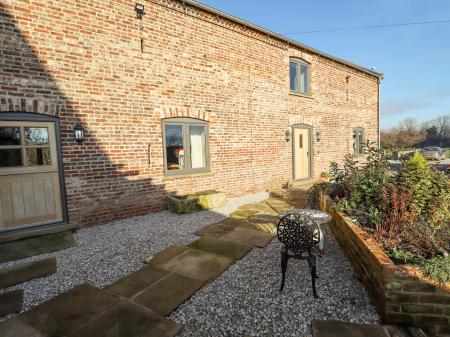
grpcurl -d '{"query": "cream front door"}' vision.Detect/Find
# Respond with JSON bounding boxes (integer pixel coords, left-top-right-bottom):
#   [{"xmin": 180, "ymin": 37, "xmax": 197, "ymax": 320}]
[
  {"xmin": 293, "ymin": 127, "xmax": 311, "ymax": 180},
  {"xmin": 0, "ymin": 120, "xmax": 63, "ymax": 229}
]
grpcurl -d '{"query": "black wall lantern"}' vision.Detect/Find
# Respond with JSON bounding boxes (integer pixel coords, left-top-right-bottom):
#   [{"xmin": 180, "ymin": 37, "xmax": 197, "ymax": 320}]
[
  {"xmin": 316, "ymin": 131, "xmax": 321, "ymax": 142},
  {"xmin": 135, "ymin": 3, "xmax": 145, "ymax": 19},
  {"xmin": 285, "ymin": 129, "xmax": 291, "ymax": 142},
  {"xmin": 74, "ymin": 124, "xmax": 85, "ymax": 144}
]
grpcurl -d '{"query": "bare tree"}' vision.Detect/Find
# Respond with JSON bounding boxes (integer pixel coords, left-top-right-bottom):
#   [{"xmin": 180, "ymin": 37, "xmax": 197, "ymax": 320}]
[{"xmin": 432, "ymin": 114, "xmax": 450, "ymax": 136}]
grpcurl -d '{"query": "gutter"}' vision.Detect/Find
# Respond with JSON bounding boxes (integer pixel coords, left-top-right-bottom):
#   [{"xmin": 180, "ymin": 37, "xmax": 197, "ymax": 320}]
[
  {"xmin": 378, "ymin": 78, "xmax": 381, "ymax": 148},
  {"xmin": 182, "ymin": 0, "xmax": 384, "ymax": 79}
]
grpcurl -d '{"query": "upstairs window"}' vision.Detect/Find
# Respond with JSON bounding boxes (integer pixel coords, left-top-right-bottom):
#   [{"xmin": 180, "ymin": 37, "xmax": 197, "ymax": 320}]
[
  {"xmin": 353, "ymin": 128, "xmax": 365, "ymax": 155},
  {"xmin": 163, "ymin": 118, "xmax": 210, "ymax": 175},
  {"xmin": 290, "ymin": 59, "xmax": 310, "ymax": 95}
]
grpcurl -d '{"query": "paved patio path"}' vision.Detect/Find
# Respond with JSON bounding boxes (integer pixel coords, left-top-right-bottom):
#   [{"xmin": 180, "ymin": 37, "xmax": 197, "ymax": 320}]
[
  {"xmin": 0, "ymin": 191, "xmax": 278, "ymax": 336},
  {"xmin": 0, "ymin": 187, "xmax": 420, "ymax": 337}
]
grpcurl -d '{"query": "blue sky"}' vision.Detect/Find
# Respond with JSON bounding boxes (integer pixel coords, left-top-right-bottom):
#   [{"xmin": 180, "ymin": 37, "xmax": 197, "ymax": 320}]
[{"xmin": 199, "ymin": 0, "xmax": 450, "ymax": 130}]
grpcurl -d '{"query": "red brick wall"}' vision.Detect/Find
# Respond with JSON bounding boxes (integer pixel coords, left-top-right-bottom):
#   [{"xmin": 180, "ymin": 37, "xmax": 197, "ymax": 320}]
[{"xmin": 0, "ymin": 0, "xmax": 379, "ymax": 227}]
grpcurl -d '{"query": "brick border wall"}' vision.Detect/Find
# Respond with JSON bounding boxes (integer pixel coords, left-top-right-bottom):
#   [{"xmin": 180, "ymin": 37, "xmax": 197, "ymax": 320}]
[{"xmin": 317, "ymin": 190, "xmax": 450, "ymax": 336}]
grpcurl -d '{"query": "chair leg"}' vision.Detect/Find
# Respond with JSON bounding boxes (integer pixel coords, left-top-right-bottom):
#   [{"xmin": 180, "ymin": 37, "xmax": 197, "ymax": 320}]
[
  {"xmin": 280, "ymin": 250, "xmax": 289, "ymax": 292},
  {"xmin": 307, "ymin": 256, "xmax": 319, "ymax": 298}
]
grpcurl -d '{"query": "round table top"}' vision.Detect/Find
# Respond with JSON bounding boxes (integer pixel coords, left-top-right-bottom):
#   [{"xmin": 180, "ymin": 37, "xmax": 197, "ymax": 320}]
[{"xmin": 279, "ymin": 208, "xmax": 332, "ymax": 224}]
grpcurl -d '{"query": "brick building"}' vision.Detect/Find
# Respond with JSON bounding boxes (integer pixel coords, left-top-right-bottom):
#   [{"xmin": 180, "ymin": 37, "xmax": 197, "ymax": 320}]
[{"xmin": 0, "ymin": 0, "xmax": 382, "ymax": 235}]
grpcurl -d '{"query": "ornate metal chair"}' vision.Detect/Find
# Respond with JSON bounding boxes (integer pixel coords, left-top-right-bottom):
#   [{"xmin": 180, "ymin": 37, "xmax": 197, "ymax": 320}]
[
  {"xmin": 277, "ymin": 213, "xmax": 321, "ymax": 298},
  {"xmin": 305, "ymin": 184, "xmax": 320, "ymax": 209}
]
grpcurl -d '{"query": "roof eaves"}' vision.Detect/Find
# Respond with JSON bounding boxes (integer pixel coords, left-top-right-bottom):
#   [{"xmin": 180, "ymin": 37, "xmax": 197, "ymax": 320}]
[{"xmin": 183, "ymin": 0, "xmax": 384, "ymax": 79}]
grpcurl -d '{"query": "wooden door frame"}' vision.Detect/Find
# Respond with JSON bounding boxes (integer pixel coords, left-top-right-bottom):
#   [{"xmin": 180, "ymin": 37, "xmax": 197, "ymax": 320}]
[
  {"xmin": 292, "ymin": 124, "xmax": 313, "ymax": 181},
  {"xmin": 0, "ymin": 112, "xmax": 68, "ymax": 233}
]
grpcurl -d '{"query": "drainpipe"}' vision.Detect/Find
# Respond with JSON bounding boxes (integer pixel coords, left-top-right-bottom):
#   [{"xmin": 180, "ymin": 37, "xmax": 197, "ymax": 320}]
[{"xmin": 377, "ymin": 78, "xmax": 381, "ymax": 149}]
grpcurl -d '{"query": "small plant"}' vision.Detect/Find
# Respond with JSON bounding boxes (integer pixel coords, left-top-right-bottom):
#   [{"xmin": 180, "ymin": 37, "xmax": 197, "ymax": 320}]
[
  {"xmin": 421, "ymin": 256, "xmax": 450, "ymax": 286},
  {"xmin": 333, "ymin": 199, "xmax": 356, "ymax": 213},
  {"xmin": 282, "ymin": 181, "xmax": 293, "ymax": 190},
  {"xmin": 399, "ymin": 152, "xmax": 433, "ymax": 214},
  {"xmin": 388, "ymin": 250, "xmax": 450, "ymax": 286},
  {"xmin": 320, "ymin": 171, "xmax": 331, "ymax": 182}
]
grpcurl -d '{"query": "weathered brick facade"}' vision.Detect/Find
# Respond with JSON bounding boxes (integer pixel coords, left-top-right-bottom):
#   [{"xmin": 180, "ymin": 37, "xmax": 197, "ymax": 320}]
[{"xmin": 1, "ymin": 0, "xmax": 380, "ymax": 228}]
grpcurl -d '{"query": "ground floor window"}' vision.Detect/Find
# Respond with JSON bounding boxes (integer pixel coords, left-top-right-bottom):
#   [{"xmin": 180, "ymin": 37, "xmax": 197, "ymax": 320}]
[
  {"xmin": 163, "ymin": 118, "xmax": 209, "ymax": 175},
  {"xmin": 353, "ymin": 127, "xmax": 365, "ymax": 155}
]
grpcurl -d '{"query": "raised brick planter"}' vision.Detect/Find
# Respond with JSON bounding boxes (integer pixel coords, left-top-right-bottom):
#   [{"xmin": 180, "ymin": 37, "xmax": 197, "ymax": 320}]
[{"xmin": 318, "ymin": 190, "xmax": 450, "ymax": 336}]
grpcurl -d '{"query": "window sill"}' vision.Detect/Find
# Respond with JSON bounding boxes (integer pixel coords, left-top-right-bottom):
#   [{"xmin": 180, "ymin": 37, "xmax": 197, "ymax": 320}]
[
  {"xmin": 162, "ymin": 171, "xmax": 214, "ymax": 181},
  {"xmin": 289, "ymin": 92, "xmax": 313, "ymax": 99}
]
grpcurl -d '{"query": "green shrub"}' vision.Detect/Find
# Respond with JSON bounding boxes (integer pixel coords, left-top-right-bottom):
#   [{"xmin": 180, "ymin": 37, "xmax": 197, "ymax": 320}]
[
  {"xmin": 421, "ymin": 256, "xmax": 450, "ymax": 286},
  {"xmin": 330, "ymin": 142, "xmax": 389, "ymax": 225},
  {"xmin": 399, "ymin": 152, "xmax": 433, "ymax": 214},
  {"xmin": 387, "ymin": 249, "xmax": 450, "ymax": 286},
  {"xmin": 327, "ymin": 145, "xmax": 449, "ymax": 285},
  {"xmin": 444, "ymin": 148, "xmax": 450, "ymax": 158}
]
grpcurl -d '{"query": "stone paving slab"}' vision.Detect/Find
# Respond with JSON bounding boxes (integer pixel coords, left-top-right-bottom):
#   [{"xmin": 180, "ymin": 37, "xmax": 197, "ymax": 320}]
[
  {"xmin": 247, "ymin": 214, "xmax": 279, "ymax": 225},
  {"xmin": 106, "ymin": 265, "xmax": 170, "ymax": 298},
  {"xmin": 194, "ymin": 223, "xmax": 235, "ymax": 238},
  {"xmin": 65, "ymin": 298, "xmax": 183, "ymax": 337},
  {"xmin": 264, "ymin": 198, "xmax": 294, "ymax": 213},
  {"xmin": 219, "ymin": 217, "xmax": 275, "ymax": 234},
  {"xmin": 0, "ymin": 318, "xmax": 43, "ymax": 337},
  {"xmin": 188, "ymin": 237, "xmax": 252, "ymax": 260},
  {"xmin": 219, "ymin": 217, "xmax": 260, "ymax": 230},
  {"xmin": 0, "ymin": 231, "xmax": 74, "ymax": 263},
  {"xmin": 158, "ymin": 248, "xmax": 234, "ymax": 281},
  {"xmin": 219, "ymin": 227, "xmax": 274, "ymax": 248},
  {"xmin": 0, "ymin": 257, "xmax": 57, "ymax": 288},
  {"xmin": 236, "ymin": 202, "xmax": 278, "ymax": 214},
  {"xmin": 0, "ymin": 289, "xmax": 23, "ymax": 317},
  {"xmin": 0, "ymin": 283, "xmax": 183, "ymax": 337},
  {"xmin": 17, "ymin": 283, "xmax": 120, "ymax": 337},
  {"xmin": 145, "ymin": 245, "xmax": 189, "ymax": 265},
  {"xmin": 312, "ymin": 320, "xmax": 391, "ymax": 337},
  {"xmin": 133, "ymin": 271, "xmax": 206, "ymax": 316}
]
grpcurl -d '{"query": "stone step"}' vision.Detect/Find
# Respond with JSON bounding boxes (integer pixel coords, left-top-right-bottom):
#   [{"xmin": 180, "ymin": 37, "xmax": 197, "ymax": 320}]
[
  {"xmin": 0, "ymin": 283, "xmax": 182, "ymax": 337},
  {"xmin": 0, "ymin": 257, "xmax": 57, "ymax": 289},
  {"xmin": 0, "ymin": 230, "xmax": 74, "ymax": 263},
  {"xmin": 0, "ymin": 289, "xmax": 23, "ymax": 317}
]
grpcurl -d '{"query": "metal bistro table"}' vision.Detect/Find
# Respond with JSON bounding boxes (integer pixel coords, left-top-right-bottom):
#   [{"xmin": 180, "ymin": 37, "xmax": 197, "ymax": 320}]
[{"xmin": 278, "ymin": 208, "xmax": 332, "ymax": 251}]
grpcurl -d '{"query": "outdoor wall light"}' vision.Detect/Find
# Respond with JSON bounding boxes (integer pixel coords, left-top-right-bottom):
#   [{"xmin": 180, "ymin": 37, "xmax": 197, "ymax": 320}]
[
  {"xmin": 316, "ymin": 131, "xmax": 321, "ymax": 142},
  {"xmin": 73, "ymin": 123, "xmax": 85, "ymax": 144},
  {"xmin": 135, "ymin": 3, "xmax": 145, "ymax": 19},
  {"xmin": 285, "ymin": 130, "xmax": 291, "ymax": 142}
]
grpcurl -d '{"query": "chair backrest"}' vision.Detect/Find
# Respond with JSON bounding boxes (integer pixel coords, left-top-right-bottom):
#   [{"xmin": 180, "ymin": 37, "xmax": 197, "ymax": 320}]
[
  {"xmin": 277, "ymin": 213, "xmax": 319, "ymax": 255},
  {"xmin": 305, "ymin": 185, "xmax": 319, "ymax": 209}
]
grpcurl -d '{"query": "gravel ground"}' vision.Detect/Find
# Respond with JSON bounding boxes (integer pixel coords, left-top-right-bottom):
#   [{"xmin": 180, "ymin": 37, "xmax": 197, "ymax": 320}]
[
  {"xmin": 1, "ymin": 193, "xmax": 267, "ymax": 318},
  {"xmin": 170, "ymin": 223, "xmax": 381, "ymax": 337}
]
